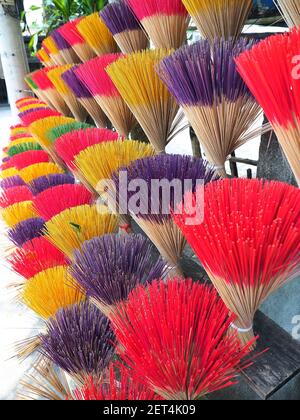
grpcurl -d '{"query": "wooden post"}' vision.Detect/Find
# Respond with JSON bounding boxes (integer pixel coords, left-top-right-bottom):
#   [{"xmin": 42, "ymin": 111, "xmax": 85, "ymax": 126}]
[{"xmin": 0, "ymin": 2, "xmax": 30, "ymax": 118}]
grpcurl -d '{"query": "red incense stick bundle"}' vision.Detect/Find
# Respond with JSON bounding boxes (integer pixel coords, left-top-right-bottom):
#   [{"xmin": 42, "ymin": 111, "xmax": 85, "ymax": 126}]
[
  {"xmin": 111, "ymin": 279, "xmax": 255, "ymax": 400},
  {"xmin": 173, "ymin": 179, "xmax": 300, "ymax": 346}
]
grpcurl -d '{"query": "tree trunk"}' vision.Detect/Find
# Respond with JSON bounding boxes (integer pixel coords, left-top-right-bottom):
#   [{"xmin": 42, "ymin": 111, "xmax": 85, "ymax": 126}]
[{"xmin": 0, "ymin": 4, "xmax": 30, "ymax": 118}]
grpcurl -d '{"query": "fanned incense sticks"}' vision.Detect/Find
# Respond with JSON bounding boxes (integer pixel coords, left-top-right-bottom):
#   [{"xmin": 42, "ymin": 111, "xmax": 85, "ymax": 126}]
[
  {"xmin": 45, "ymin": 205, "xmax": 119, "ymax": 258},
  {"xmin": 76, "ymin": 13, "xmax": 118, "ymax": 56},
  {"xmin": 1, "ymin": 201, "xmax": 38, "ymax": 227},
  {"xmin": 111, "ymin": 154, "xmax": 217, "ymax": 275},
  {"xmin": 173, "ymin": 179, "xmax": 300, "ymax": 346},
  {"xmin": 30, "ymin": 174, "xmax": 75, "ymax": 195},
  {"xmin": 274, "ymin": 0, "xmax": 300, "ymax": 27},
  {"xmin": 31, "ymin": 69, "xmax": 71, "ymax": 115},
  {"xmin": 58, "ymin": 19, "xmax": 96, "ymax": 62},
  {"xmin": 47, "ymin": 66, "xmax": 88, "ymax": 122},
  {"xmin": 75, "ymin": 140, "xmax": 155, "ymax": 191},
  {"xmin": 40, "ymin": 302, "xmax": 115, "ymax": 382},
  {"xmin": 22, "ymin": 266, "xmax": 84, "ymax": 319},
  {"xmin": 8, "ymin": 218, "xmax": 45, "ymax": 247},
  {"xmin": 61, "ymin": 67, "xmax": 107, "ymax": 128},
  {"xmin": 0, "ymin": 186, "xmax": 33, "ymax": 208},
  {"xmin": 10, "ymin": 151, "xmax": 50, "ymax": 171},
  {"xmin": 7, "ymin": 143, "xmax": 43, "ymax": 158},
  {"xmin": 36, "ymin": 47, "xmax": 54, "ymax": 67},
  {"xmin": 126, "ymin": 0, "xmax": 189, "ymax": 49},
  {"xmin": 182, "ymin": 0, "xmax": 252, "ymax": 42},
  {"xmin": 0, "ymin": 167, "xmax": 19, "ymax": 180},
  {"xmin": 100, "ymin": 1, "xmax": 148, "ymax": 54},
  {"xmin": 47, "ymin": 122, "xmax": 92, "ymax": 146},
  {"xmin": 34, "ymin": 184, "xmax": 93, "ymax": 221},
  {"xmin": 42, "ymin": 35, "xmax": 66, "ymax": 66},
  {"xmin": 19, "ymin": 103, "xmax": 49, "ymax": 113},
  {"xmin": 0, "ymin": 176, "xmax": 26, "ymax": 190},
  {"xmin": 107, "ymin": 49, "xmax": 183, "ymax": 153},
  {"xmin": 9, "ymin": 237, "xmax": 66, "ymax": 280},
  {"xmin": 19, "ymin": 163, "xmax": 64, "ymax": 184},
  {"xmin": 51, "ymin": 29, "xmax": 80, "ymax": 64},
  {"xmin": 19, "ymin": 109, "xmax": 62, "ymax": 126},
  {"xmin": 157, "ymin": 38, "xmax": 263, "ymax": 177},
  {"xmin": 75, "ymin": 55, "xmax": 136, "ymax": 136},
  {"xmin": 236, "ymin": 28, "xmax": 300, "ymax": 185},
  {"xmin": 71, "ymin": 365, "xmax": 160, "ymax": 400},
  {"xmin": 71, "ymin": 234, "xmax": 166, "ymax": 316},
  {"xmin": 111, "ymin": 279, "xmax": 255, "ymax": 400},
  {"xmin": 29, "ymin": 116, "xmax": 75, "ymax": 163},
  {"xmin": 55, "ymin": 128, "xmax": 118, "ymax": 170}
]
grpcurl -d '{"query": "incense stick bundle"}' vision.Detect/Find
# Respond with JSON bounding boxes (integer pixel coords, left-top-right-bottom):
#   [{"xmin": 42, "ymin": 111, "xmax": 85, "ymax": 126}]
[
  {"xmin": 25, "ymin": 74, "xmax": 48, "ymax": 104},
  {"xmin": 22, "ymin": 265, "xmax": 84, "ymax": 319},
  {"xmin": 126, "ymin": 0, "xmax": 189, "ymax": 49},
  {"xmin": 55, "ymin": 128, "xmax": 118, "ymax": 170},
  {"xmin": 76, "ymin": 13, "xmax": 118, "ymax": 56},
  {"xmin": 156, "ymin": 38, "xmax": 263, "ymax": 177},
  {"xmin": 71, "ymin": 234, "xmax": 166, "ymax": 317},
  {"xmin": 0, "ymin": 186, "xmax": 33, "ymax": 208},
  {"xmin": 45, "ymin": 205, "xmax": 119, "ymax": 258},
  {"xmin": 47, "ymin": 66, "xmax": 88, "ymax": 122},
  {"xmin": 47, "ymin": 122, "xmax": 92, "ymax": 146},
  {"xmin": 18, "ymin": 103, "xmax": 49, "ymax": 113},
  {"xmin": 74, "ymin": 140, "xmax": 155, "ymax": 192},
  {"xmin": 33, "ymin": 184, "xmax": 93, "ymax": 221},
  {"xmin": 236, "ymin": 28, "xmax": 300, "ymax": 185},
  {"xmin": 75, "ymin": 55, "xmax": 136, "ymax": 136},
  {"xmin": 31, "ymin": 69, "xmax": 71, "ymax": 115},
  {"xmin": 6, "ymin": 136, "xmax": 37, "ymax": 148},
  {"xmin": 8, "ymin": 218, "xmax": 45, "ymax": 247},
  {"xmin": 19, "ymin": 109, "xmax": 62, "ymax": 126},
  {"xmin": 173, "ymin": 179, "xmax": 300, "ymax": 346},
  {"xmin": 106, "ymin": 49, "xmax": 183, "ymax": 154},
  {"xmin": 19, "ymin": 163, "xmax": 64, "ymax": 184},
  {"xmin": 7, "ymin": 143, "xmax": 43, "ymax": 158},
  {"xmin": 274, "ymin": 0, "xmax": 300, "ymax": 27},
  {"xmin": 29, "ymin": 116, "xmax": 75, "ymax": 163},
  {"xmin": 9, "ymin": 236, "xmax": 67, "ymax": 280},
  {"xmin": 111, "ymin": 279, "xmax": 255, "ymax": 400},
  {"xmin": 182, "ymin": 0, "xmax": 252, "ymax": 42},
  {"xmin": 40, "ymin": 301, "xmax": 115, "ymax": 383},
  {"xmin": 111, "ymin": 154, "xmax": 217, "ymax": 275},
  {"xmin": 51, "ymin": 29, "xmax": 81, "ymax": 64},
  {"xmin": 42, "ymin": 36, "xmax": 66, "ymax": 66},
  {"xmin": 36, "ymin": 47, "xmax": 55, "ymax": 67},
  {"xmin": 71, "ymin": 365, "xmax": 160, "ymax": 400},
  {"xmin": 30, "ymin": 174, "xmax": 75, "ymax": 195},
  {"xmin": 10, "ymin": 150, "xmax": 50, "ymax": 170},
  {"xmin": 100, "ymin": 1, "xmax": 148, "ymax": 53},
  {"xmin": 61, "ymin": 67, "xmax": 108, "ymax": 128},
  {"xmin": 15, "ymin": 100, "xmax": 38, "ymax": 110},
  {"xmin": 1, "ymin": 201, "xmax": 38, "ymax": 227},
  {"xmin": 0, "ymin": 167, "xmax": 19, "ymax": 180},
  {"xmin": 0, "ymin": 176, "xmax": 26, "ymax": 191},
  {"xmin": 58, "ymin": 19, "xmax": 96, "ymax": 62}
]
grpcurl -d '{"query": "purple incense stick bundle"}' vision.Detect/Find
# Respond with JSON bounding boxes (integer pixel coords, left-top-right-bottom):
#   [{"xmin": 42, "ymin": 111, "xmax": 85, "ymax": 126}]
[
  {"xmin": 40, "ymin": 301, "xmax": 115, "ymax": 383},
  {"xmin": 71, "ymin": 234, "xmax": 167, "ymax": 316},
  {"xmin": 8, "ymin": 217, "xmax": 45, "ymax": 247},
  {"xmin": 100, "ymin": 1, "xmax": 148, "ymax": 53},
  {"xmin": 0, "ymin": 175, "xmax": 26, "ymax": 190},
  {"xmin": 30, "ymin": 174, "xmax": 75, "ymax": 195},
  {"xmin": 111, "ymin": 154, "xmax": 217, "ymax": 276},
  {"xmin": 61, "ymin": 67, "xmax": 107, "ymax": 128},
  {"xmin": 51, "ymin": 29, "xmax": 80, "ymax": 64},
  {"xmin": 156, "ymin": 38, "xmax": 263, "ymax": 177}
]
